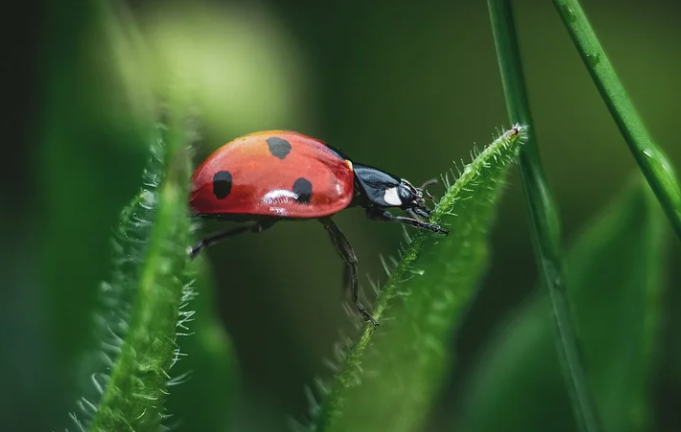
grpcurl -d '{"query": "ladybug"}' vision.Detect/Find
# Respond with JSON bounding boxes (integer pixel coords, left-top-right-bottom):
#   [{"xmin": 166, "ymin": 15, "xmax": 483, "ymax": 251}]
[{"xmin": 188, "ymin": 130, "xmax": 448, "ymax": 326}]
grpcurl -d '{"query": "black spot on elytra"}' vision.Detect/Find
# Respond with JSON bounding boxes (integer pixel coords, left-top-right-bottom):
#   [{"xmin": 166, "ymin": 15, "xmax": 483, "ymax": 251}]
[
  {"xmin": 267, "ymin": 137, "xmax": 292, "ymax": 160},
  {"xmin": 292, "ymin": 177, "xmax": 312, "ymax": 204},
  {"xmin": 213, "ymin": 171, "xmax": 233, "ymax": 199}
]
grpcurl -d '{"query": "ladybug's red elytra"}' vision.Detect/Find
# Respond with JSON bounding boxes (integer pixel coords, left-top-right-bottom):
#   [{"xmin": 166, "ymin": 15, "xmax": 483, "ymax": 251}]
[{"xmin": 189, "ymin": 130, "xmax": 448, "ymax": 326}]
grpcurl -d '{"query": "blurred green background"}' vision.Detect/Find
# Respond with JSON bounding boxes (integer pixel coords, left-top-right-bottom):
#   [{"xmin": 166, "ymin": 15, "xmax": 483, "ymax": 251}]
[{"xmin": 3, "ymin": 0, "xmax": 680, "ymax": 431}]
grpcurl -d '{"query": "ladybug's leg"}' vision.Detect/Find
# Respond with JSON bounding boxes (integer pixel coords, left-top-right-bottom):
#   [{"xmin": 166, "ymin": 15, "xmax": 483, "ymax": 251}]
[
  {"xmin": 189, "ymin": 221, "xmax": 275, "ymax": 259},
  {"xmin": 319, "ymin": 217, "xmax": 379, "ymax": 327},
  {"xmin": 366, "ymin": 208, "xmax": 449, "ymax": 235}
]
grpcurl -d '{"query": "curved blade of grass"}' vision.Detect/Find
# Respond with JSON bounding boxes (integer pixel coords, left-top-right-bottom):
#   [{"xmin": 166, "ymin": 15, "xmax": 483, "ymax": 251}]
[
  {"xmin": 68, "ymin": 149, "xmax": 164, "ymax": 429},
  {"xmin": 552, "ymin": 0, "xmax": 681, "ymax": 241},
  {"xmin": 487, "ymin": 1, "xmax": 603, "ymax": 431},
  {"xmin": 459, "ymin": 176, "xmax": 668, "ymax": 432},
  {"xmin": 305, "ymin": 126, "xmax": 523, "ymax": 432},
  {"xmin": 165, "ymin": 255, "xmax": 241, "ymax": 432},
  {"xmin": 73, "ymin": 104, "xmax": 194, "ymax": 432}
]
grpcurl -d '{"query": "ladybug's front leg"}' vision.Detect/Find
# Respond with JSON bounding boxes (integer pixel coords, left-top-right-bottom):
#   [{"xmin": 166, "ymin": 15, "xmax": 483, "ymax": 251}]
[
  {"xmin": 366, "ymin": 208, "xmax": 449, "ymax": 235},
  {"xmin": 319, "ymin": 217, "xmax": 379, "ymax": 328}
]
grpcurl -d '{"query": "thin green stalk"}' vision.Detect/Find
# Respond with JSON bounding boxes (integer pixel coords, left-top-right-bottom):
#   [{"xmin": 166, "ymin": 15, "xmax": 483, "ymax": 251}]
[
  {"xmin": 487, "ymin": 1, "xmax": 603, "ymax": 432},
  {"xmin": 552, "ymin": 0, "xmax": 681, "ymax": 240},
  {"xmin": 460, "ymin": 177, "xmax": 667, "ymax": 432}
]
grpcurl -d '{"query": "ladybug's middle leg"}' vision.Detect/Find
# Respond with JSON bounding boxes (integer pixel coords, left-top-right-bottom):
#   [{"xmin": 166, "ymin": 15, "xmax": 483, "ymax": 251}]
[
  {"xmin": 189, "ymin": 220, "xmax": 275, "ymax": 259},
  {"xmin": 319, "ymin": 217, "xmax": 379, "ymax": 327}
]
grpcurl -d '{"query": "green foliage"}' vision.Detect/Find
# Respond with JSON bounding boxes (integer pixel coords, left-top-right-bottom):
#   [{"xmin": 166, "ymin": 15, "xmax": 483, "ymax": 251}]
[
  {"xmin": 488, "ymin": 1, "xmax": 602, "ymax": 430},
  {"xmin": 459, "ymin": 177, "xmax": 668, "ymax": 432},
  {"xmin": 70, "ymin": 109, "xmax": 196, "ymax": 432},
  {"xmin": 38, "ymin": 0, "xmax": 150, "ymax": 414},
  {"xmin": 20, "ymin": 0, "xmax": 679, "ymax": 431},
  {"xmin": 552, "ymin": 0, "xmax": 681, "ymax": 241},
  {"xmin": 34, "ymin": 0, "xmax": 152, "ymax": 428},
  {"xmin": 308, "ymin": 126, "xmax": 524, "ymax": 432}
]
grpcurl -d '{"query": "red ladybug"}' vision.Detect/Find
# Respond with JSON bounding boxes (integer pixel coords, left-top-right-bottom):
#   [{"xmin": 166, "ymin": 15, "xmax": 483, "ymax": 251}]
[{"xmin": 189, "ymin": 130, "xmax": 448, "ymax": 326}]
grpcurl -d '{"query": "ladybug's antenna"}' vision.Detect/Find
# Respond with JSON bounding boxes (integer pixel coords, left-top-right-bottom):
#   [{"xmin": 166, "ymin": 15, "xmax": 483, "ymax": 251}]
[
  {"xmin": 419, "ymin": 178, "xmax": 438, "ymax": 190},
  {"xmin": 419, "ymin": 178, "xmax": 438, "ymax": 201}
]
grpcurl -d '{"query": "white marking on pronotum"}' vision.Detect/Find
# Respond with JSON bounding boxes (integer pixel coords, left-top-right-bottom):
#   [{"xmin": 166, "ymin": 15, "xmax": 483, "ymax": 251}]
[{"xmin": 383, "ymin": 187, "xmax": 402, "ymax": 206}]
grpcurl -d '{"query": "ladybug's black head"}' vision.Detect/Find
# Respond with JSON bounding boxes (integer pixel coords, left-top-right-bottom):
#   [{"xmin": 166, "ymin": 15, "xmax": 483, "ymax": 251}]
[{"xmin": 353, "ymin": 163, "xmax": 436, "ymax": 217}]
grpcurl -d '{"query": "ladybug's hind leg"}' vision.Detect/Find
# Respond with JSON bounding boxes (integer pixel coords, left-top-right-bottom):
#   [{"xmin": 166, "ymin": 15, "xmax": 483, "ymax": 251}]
[
  {"xmin": 319, "ymin": 217, "xmax": 379, "ymax": 328},
  {"xmin": 189, "ymin": 220, "xmax": 275, "ymax": 259}
]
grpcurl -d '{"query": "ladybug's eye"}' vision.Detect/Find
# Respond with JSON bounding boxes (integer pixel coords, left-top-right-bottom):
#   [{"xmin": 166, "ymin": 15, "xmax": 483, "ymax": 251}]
[{"xmin": 398, "ymin": 183, "xmax": 414, "ymax": 203}]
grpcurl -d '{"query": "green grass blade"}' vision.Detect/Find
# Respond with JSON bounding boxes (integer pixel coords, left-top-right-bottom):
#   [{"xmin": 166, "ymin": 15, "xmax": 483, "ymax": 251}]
[
  {"xmin": 81, "ymin": 106, "xmax": 194, "ymax": 432},
  {"xmin": 487, "ymin": 1, "xmax": 603, "ymax": 431},
  {"xmin": 552, "ymin": 0, "xmax": 681, "ymax": 240},
  {"xmin": 70, "ymin": 154, "xmax": 164, "ymax": 429},
  {"xmin": 165, "ymin": 255, "xmax": 241, "ymax": 432},
  {"xmin": 308, "ymin": 126, "xmax": 523, "ymax": 432},
  {"xmin": 459, "ymin": 177, "xmax": 668, "ymax": 432}
]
